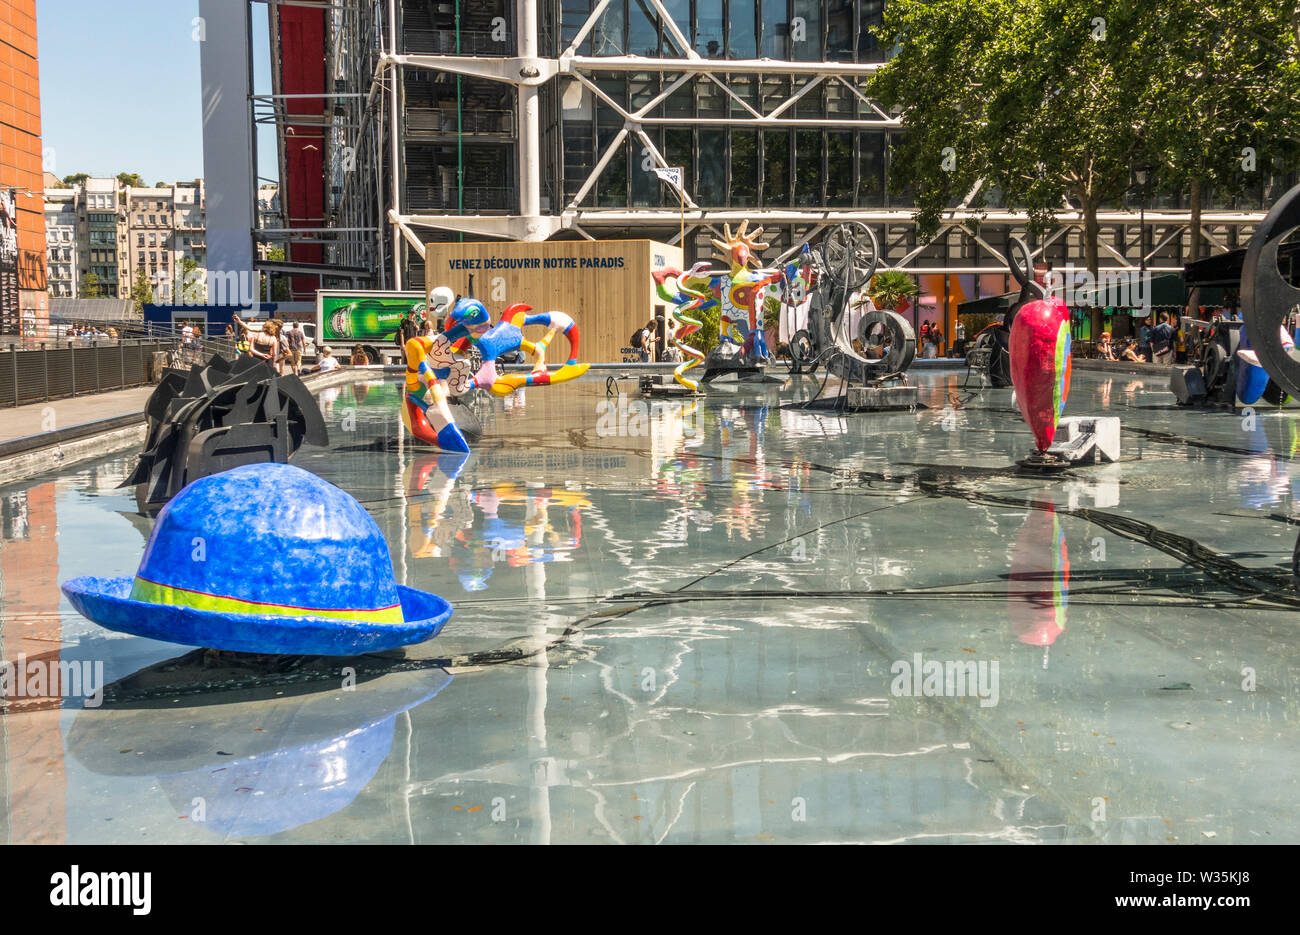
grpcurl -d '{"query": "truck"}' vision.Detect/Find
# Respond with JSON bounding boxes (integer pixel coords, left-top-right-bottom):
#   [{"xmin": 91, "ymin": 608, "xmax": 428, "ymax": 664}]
[{"xmin": 314, "ymin": 290, "xmax": 430, "ymax": 365}]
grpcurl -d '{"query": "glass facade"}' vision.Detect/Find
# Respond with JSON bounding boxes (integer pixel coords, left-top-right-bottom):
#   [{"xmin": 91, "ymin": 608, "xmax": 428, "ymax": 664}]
[{"xmin": 544, "ymin": 1, "xmax": 897, "ymax": 213}]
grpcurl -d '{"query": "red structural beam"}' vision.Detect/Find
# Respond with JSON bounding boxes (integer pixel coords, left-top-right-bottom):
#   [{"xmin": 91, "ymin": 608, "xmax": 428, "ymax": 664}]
[{"xmin": 277, "ymin": 5, "xmax": 326, "ymax": 300}]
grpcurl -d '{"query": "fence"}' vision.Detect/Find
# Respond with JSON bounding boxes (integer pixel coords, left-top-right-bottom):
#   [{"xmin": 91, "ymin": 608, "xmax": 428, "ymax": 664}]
[{"xmin": 0, "ymin": 340, "xmax": 169, "ymax": 408}]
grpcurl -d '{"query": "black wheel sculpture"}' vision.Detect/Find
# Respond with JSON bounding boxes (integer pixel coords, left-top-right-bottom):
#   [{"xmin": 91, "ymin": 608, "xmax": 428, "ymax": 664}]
[
  {"xmin": 822, "ymin": 221, "xmax": 879, "ymax": 291},
  {"xmin": 1242, "ymin": 182, "xmax": 1300, "ymax": 400},
  {"xmin": 789, "ymin": 328, "xmax": 818, "ymax": 375},
  {"xmin": 856, "ymin": 309, "xmax": 917, "ymax": 376}
]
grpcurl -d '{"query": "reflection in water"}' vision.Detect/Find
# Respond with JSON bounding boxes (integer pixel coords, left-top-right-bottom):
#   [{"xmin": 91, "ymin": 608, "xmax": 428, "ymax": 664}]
[
  {"xmin": 67, "ymin": 653, "xmax": 451, "ymax": 839},
  {"xmin": 1007, "ymin": 504, "xmax": 1069, "ymax": 666},
  {"xmin": 8, "ymin": 372, "xmax": 1300, "ymax": 842}
]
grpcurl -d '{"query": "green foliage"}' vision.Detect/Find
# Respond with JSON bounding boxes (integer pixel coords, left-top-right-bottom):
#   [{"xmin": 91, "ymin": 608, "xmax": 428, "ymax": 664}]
[
  {"xmin": 79, "ymin": 272, "xmax": 102, "ymax": 298},
  {"xmin": 117, "ymin": 172, "xmax": 145, "ymax": 188},
  {"xmin": 130, "ymin": 269, "xmax": 155, "ymax": 312},
  {"xmin": 684, "ymin": 300, "xmax": 719, "ymax": 353},
  {"xmin": 866, "ymin": 270, "xmax": 921, "ymax": 311},
  {"xmin": 179, "ymin": 257, "xmax": 205, "ymax": 304},
  {"xmin": 62, "ymin": 173, "xmax": 89, "ymax": 186},
  {"xmin": 961, "ymin": 313, "xmax": 1001, "ymax": 336},
  {"xmin": 763, "ymin": 295, "xmax": 782, "ymax": 331},
  {"xmin": 868, "ymin": 0, "xmax": 1300, "ymax": 274}
]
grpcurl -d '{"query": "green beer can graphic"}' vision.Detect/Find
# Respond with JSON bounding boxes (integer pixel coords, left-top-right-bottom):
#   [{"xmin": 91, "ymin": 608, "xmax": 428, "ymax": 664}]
[{"xmin": 322, "ymin": 296, "xmax": 428, "ymax": 342}]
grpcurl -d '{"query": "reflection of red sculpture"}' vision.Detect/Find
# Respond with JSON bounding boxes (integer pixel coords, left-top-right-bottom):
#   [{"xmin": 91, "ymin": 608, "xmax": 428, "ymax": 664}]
[
  {"xmin": 1007, "ymin": 505, "xmax": 1068, "ymax": 654},
  {"xmin": 1009, "ymin": 297, "xmax": 1072, "ymax": 450}
]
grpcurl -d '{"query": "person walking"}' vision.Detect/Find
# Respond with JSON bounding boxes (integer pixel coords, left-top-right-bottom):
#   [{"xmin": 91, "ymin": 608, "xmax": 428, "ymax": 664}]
[{"xmin": 287, "ymin": 321, "xmax": 306, "ymax": 375}]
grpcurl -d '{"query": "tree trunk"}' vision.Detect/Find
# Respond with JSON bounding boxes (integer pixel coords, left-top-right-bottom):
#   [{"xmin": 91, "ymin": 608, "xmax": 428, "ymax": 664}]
[
  {"xmin": 1083, "ymin": 199, "xmax": 1101, "ymax": 278},
  {"xmin": 1188, "ymin": 176, "xmax": 1203, "ymax": 264}
]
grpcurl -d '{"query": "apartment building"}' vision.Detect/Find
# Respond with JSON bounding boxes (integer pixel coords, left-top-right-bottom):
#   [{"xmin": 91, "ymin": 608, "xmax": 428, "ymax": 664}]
[
  {"xmin": 124, "ymin": 181, "xmax": 205, "ymax": 302},
  {"xmin": 53, "ymin": 178, "xmax": 206, "ymax": 303},
  {"xmin": 78, "ymin": 177, "xmax": 122, "ymax": 298},
  {"xmin": 43, "ymin": 186, "xmax": 76, "ymax": 298}
]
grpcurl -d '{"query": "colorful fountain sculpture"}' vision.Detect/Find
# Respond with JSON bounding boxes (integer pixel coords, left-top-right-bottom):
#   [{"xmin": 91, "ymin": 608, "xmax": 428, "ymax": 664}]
[
  {"xmin": 651, "ymin": 260, "xmax": 716, "ymax": 391},
  {"xmin": 1009, "ymin": 294, "xmax": 1073, "ymax": 452},
  {"xmin": 1004, "ymin": 239, "xmax": 1118, "ymax": 468},
  {"xmin": 708, "ymin": 221, "xmax": 784, "ymax": 372},
  {"xmin": 401, "ymin": 292, "xmax": 589, "ymax": 451}
]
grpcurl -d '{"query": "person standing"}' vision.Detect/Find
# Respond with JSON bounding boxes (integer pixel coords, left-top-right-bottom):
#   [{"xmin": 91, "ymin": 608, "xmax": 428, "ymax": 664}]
[
  {"xmin": 1150, "ymin": 312, "xmax": 1174, "ymax": 365},
  {"xmin": 233, "ymin": 315, "xmax": 282, "ymax": 368},
  {"xmin": 638, "ymin": 319, "xmax": 656, "ymax": 362}
]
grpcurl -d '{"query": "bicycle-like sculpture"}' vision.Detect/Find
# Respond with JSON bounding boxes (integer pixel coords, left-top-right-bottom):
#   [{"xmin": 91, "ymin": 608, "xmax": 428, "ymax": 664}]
[{"xmin": 784, "ymin": 222, "xmax": 916, "ymax": 386}]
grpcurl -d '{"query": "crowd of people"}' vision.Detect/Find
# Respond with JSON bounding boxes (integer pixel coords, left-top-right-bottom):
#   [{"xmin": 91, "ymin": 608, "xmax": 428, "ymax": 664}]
[
  {"xmin": 229, "ymin": 315, "xmax": 368, "ymax": 376},
  {"xmin": 1093, "ymin": 312, "xmax": 1181, "ymax": 364},
  {"xmin": 63, "ymin": 323, "xmax": 119, "ymax": 340}
]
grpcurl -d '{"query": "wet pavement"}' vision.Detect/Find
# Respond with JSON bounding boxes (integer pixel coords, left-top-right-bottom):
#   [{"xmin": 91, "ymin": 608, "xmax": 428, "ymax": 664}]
[{"xmin": 1, "ymin": 370, "xmax": 1297, "ymax": 843}]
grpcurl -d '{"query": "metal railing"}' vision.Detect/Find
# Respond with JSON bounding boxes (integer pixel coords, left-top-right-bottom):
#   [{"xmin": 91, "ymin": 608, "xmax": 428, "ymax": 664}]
[{"xmin": 1, "ymin": 339, "xmax": 169, "ymax": 408}]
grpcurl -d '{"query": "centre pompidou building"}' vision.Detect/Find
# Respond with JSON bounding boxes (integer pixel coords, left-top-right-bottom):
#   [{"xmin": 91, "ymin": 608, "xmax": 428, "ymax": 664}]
[{"xmin": 214, "ymin": 1, "xmax": 1290, "ymax": 323}]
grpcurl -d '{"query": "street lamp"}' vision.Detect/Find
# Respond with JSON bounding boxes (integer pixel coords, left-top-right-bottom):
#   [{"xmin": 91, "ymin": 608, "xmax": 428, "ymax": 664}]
[{"xmin": 1132, "ymin": 162, "xmax": 1151, "ymax": 275}]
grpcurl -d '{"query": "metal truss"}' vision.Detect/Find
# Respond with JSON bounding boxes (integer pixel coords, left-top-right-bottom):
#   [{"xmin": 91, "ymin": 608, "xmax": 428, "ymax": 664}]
[{"xmin": 304, "ymin": 0, "xmax": 1269, "ymax": 286}]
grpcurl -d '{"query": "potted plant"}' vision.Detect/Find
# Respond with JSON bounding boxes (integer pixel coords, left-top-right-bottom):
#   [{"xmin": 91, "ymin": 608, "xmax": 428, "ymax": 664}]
[{"xmin": 862, "ymin": 269, "xmax": 920, "ymax": 311}]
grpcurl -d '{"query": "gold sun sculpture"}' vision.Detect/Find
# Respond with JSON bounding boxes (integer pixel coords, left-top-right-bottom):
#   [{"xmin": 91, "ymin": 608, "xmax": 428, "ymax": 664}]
[{"xmin": 711, "ymin": 220, "xmax": 771, "ymax": 271}]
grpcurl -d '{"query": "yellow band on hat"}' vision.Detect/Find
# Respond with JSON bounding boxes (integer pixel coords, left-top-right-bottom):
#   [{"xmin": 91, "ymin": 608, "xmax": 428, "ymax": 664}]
[{"xmin": 130, "ymin": 576, "xmax": 404, "ymax": 625}]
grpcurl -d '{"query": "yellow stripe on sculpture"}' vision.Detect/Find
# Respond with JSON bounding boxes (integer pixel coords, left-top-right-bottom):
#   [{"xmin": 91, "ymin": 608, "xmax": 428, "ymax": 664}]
[
  {"xmin": 130, "ymin": 576, "xmax": 405, "ymax": 624},
  {"xmin": 490, "ymin": 362, "xmax": 591, "ymax": 396}
]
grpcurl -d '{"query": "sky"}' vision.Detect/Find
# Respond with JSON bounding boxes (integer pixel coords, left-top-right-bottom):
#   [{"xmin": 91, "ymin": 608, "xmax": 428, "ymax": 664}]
[{"xmin": 37, "ymin": 0, "xmax": 275, "ymax": 186}]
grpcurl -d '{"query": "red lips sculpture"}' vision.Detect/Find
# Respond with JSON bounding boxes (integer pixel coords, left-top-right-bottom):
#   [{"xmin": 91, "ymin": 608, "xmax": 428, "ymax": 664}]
[{"xmin": 1009, "ymin": 297, "xmax": 1072, "ymax": 451}]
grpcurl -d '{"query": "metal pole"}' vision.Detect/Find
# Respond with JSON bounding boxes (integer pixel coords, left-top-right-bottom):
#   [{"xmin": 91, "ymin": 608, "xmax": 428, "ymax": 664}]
[
  {"xmin": 9, "ymin": 344, "xmax": 17, "ymax": 407},
  {"xmin": 42, "ymin": 342, "xmax": 48, "ymax": 401},
  {"xmin": 94, "ymin": 340, "xmax": 100, "ymax": 392},
  {"xmin": 70, "ymin": 340, "xmax": 76, "ymax": 398},
  {"xmin": 517, "ymin": 0, "xmax": 541, "ymax": 225},
  {"xmin": 388, "ymin": 0, "xmax": 404, "ymax": 290}
]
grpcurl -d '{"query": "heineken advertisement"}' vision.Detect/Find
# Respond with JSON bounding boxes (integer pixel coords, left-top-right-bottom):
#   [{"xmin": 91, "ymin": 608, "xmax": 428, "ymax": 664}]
[{"xmin": 317, "ymin": 292, "xmax": 428, "ymax": 343}]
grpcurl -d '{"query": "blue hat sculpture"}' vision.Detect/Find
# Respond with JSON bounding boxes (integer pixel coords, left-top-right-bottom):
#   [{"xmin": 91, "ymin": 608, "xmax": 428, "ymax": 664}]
[{"xmin": 62, "ymin": 462, "xmax": 452, "ymax": 655}]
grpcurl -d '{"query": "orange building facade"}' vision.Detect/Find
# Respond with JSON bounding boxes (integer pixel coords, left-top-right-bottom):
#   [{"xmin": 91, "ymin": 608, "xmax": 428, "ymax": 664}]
[{"xmin": 0, "ymin": 0, "xmax": 45, "ymax": 336}]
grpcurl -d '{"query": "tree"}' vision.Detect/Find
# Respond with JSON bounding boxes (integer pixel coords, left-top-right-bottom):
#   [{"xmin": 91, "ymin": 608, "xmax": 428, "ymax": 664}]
[
  {"xmin": 869, "ymin": 1, "xmax": 1300, "ymax": 277},
  {"xmin": 179, "ymin": 257, "xmax": 205, "ymax": 305},
  {"xmin": 869, "ymin": 0, "xmax": 1155, "ymax": 275},
  {"xmin": 259, "ymin": 246, "xmax": 291, "ymax": 301},
  {"xmin": 62, "ymin": 173, "xmax": 89, "ymax": 186},
  {"xmin": 117, "ymin": 172, "xmax": 145, "ymax": 188},
  {"xmin": 79, "ymin": 272, "xmax": 102, "ymax": 298},
  {"xmin": 1145, "ymin": 1, "xmax": 1300, "ymax": 263},
  {"xmin": 130, "ymin": 269, "xmax": 155, "ymax": 313},
  {"xmin": 864, "ymin": 270, "xmax": 921, "ymax": 311}
]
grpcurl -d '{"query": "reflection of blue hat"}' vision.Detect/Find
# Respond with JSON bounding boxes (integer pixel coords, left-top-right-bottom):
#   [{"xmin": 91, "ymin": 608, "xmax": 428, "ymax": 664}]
[
  {"xmin": 69, "ymin": 662, "xmax": 452, "ymax": 838},
  {"xmin": 61, "ymin": 463, "xmax": 453, "ymax": 655}
]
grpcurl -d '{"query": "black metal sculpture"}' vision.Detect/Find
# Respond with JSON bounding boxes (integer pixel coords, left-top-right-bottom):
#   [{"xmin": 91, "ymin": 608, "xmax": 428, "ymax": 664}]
[
  {"xmin": 788, "ymin": 222, "xmax": 917, "ymax": 384},
  {"xmin": 966, "ymin": 237, "xmax": 1043, "ymax": 388},
  {"xmin": 123, "ymin": 354, "xmax": 328, "ymax": 514},
  {"xmin": 1242, "ymin": 181, "xmax": 1300, "ymax": 399}
]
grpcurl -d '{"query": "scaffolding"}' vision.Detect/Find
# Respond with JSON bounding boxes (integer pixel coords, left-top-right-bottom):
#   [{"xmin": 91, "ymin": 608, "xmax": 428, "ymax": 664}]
[{"xmin": 240, "ymin": 0, "xmax": 1283, "ymax": 301}]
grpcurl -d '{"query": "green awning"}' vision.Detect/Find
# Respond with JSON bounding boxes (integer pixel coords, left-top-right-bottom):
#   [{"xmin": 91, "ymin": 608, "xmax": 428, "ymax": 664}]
[
  {"xmin": 1070, "ymin": 272, "xmax": 1186, "ymax": 308},
  {"xmin": 956, "ymin": 291, "xmax": 1018, "ymax": 317}
]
